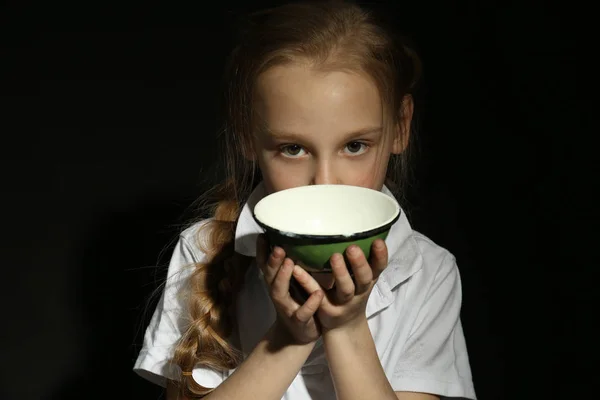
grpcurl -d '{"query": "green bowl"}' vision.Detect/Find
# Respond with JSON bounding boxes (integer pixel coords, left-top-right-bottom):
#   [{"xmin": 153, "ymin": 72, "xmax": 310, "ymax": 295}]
[{"xmin": 253, "ymin": 185, "xmax": 400, "ymax": 273}]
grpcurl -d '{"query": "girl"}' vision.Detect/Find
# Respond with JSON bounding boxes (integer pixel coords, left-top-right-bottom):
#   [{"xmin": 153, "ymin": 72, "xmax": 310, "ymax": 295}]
[{"xmin": 134, "ymin": 1, "xmax": 477, "ymax": 399}]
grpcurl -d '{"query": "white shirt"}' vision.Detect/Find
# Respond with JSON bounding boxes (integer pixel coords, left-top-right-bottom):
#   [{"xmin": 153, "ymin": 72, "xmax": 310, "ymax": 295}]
[{"xmin": 134, "ymin": 183, "xmax": 477, "ymax": 399}]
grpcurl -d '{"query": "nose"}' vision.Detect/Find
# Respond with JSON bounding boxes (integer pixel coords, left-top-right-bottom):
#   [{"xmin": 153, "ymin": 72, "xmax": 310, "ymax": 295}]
[{"xmin": 311, "ymin": 159, "xmax": 338, "ymax": 185}]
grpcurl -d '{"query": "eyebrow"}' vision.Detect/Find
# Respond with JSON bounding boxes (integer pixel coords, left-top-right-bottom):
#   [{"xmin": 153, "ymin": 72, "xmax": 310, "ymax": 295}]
[{"xmin": 264, "ymin": 126, "xmax": 383, "ymax": 142}]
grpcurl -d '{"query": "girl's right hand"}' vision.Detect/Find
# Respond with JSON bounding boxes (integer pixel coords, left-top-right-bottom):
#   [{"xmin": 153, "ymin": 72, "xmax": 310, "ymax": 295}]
[{"xmin": 256, "ymin": 234, "xmax": 324, "ymax": 344}]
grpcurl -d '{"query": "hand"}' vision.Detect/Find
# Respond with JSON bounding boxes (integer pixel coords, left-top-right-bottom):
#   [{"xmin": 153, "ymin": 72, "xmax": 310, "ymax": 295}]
[
  {"xmin": 256, "ymin": 234, "xmax": 325, "ymax": 344},
  {"xmin": 293, "ymin": 239, "xmax": 389, "ymax": 333}
]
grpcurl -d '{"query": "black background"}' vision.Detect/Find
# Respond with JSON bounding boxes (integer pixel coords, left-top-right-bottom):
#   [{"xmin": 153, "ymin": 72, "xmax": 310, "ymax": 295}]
[{"xmin": 1, "ymin": 1, "xmax": 592, "ymax": 399}]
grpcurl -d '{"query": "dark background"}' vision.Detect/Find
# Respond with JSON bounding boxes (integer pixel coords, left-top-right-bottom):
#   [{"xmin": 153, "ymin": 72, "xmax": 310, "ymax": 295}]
[{"xmin": 1, "ymin": 1, "xmax": 592, "ymax": 399}]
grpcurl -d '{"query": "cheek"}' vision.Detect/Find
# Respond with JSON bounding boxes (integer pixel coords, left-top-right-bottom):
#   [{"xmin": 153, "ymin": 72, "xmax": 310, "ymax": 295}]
[
  {"xmin": 340, "ymin": 155, "xmax": 390, "ymax": 189},
  {"xmin": 258, "ymin": 159, "xmax": 308, "ymax": 192}
]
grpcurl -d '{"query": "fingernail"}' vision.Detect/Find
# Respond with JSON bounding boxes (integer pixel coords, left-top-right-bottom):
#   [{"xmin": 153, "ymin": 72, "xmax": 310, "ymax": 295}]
[
  {"xmin": 272, "ymin": 246, "xmax": 283, "ymax": 257},
  {"xmin": 374, "ymin": 240, "xmax": 385, "ymax": 250},
  {"xmin": 348, "ymin": 245, "xmax": 360, "ymax": 255}
]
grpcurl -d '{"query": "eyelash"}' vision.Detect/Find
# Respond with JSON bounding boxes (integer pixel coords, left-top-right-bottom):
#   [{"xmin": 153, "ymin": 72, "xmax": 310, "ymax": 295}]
[{"xmin": 279, "ymin": 142, "xmax": 370, "ymax": 158}]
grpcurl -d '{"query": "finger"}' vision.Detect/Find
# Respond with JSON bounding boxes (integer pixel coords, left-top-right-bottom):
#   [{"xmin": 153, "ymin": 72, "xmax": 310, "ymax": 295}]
[
  {"xmin": 292, "ymin": 265, "xmax": 322, "ymax": 295},
  {"xmin": 346, "ymin": 245, "xmax": 373, "ymax": 294},
  {"xmin": 369, "ymin": 239, "xmax": 389, "ymax": 280},
  {"xmin": 293, "ymin": 289, "xmax": 324, "ymax": 323},
  {"xmin": 270, "ymin": 258, "xmax": 294, "ymax": 301},
  {"xmin": 264, "ymin": 246, "xmax": 286, "ymax": 286},
  {"xmin": 330, "ymin": 253, "xmax": 355, "ymax": 303},
  {"xmin": 258, "ymin": 236, "xmax": 286, "ymax": 286}
]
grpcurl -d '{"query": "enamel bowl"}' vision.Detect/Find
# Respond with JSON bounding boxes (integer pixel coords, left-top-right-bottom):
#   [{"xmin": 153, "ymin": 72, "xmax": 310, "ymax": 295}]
[{"xmin": 253, "ymin": 184, "xmax": 400, "ymax": 272}]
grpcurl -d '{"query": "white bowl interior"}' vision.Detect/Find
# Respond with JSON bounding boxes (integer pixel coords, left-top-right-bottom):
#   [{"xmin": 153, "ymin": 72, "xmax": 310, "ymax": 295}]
[{"xmin": 254, "ymin": 185, "xmax": 400, "ymax": 236}]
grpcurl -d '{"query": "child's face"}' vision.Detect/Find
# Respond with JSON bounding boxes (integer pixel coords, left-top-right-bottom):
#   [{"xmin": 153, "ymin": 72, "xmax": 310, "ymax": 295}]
[
  {"xmin": 252, "ymin": 64, "xmax": 409, "ymax": 290},
  {"xmin": 253, "ymin": 63, "xmax": 408, "ymax": 195}
]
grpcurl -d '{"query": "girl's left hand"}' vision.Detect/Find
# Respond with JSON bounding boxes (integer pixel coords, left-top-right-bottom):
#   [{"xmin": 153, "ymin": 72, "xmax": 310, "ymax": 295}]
[{"xmin": 292, "ymin": 238, "xmax": 389, "ymax": 333}]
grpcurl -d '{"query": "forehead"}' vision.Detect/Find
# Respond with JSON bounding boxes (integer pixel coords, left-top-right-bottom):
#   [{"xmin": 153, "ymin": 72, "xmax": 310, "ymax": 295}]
[{"xmin": 255, "ymin": 64, "xmax": 382, "ymax": 134}]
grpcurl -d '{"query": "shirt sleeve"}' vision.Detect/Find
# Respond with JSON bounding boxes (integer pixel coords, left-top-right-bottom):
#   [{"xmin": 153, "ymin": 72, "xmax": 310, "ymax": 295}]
[
  {"xmin": 133, "ymin": 230, "xmax": 228, "ymax": 389},
  {"xmin": 390, "ymin": 253, "xmax": 477, "ymax": 399}
]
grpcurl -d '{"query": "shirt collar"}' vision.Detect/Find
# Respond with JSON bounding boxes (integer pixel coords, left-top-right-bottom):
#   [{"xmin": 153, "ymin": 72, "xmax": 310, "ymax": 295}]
[
  {"xmin": 234, "ymin": 182, "xmax": 422, "ymax": 316},
  {"xmin": 234, "ymin": 181, "xmax": 268, "ymax": 258}
]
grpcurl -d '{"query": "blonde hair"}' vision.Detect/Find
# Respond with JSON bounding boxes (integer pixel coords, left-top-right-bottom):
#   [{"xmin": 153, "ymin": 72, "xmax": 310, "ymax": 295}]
[{"xmin": 171, "ymin": 1, "xmax": 421, "ymax": 397}]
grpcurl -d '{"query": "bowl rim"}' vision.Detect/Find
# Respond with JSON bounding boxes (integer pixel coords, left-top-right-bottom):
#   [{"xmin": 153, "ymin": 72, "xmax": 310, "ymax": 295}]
[{"xmin": 252, "ymin": 185, "xmax": 401, "ymax": 243}]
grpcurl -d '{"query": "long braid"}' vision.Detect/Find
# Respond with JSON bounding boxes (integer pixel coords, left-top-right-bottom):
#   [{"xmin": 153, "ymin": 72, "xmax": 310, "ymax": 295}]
[{"xmin": 171, "ymin": 198, "xmax": 252, "ymax": 398}]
